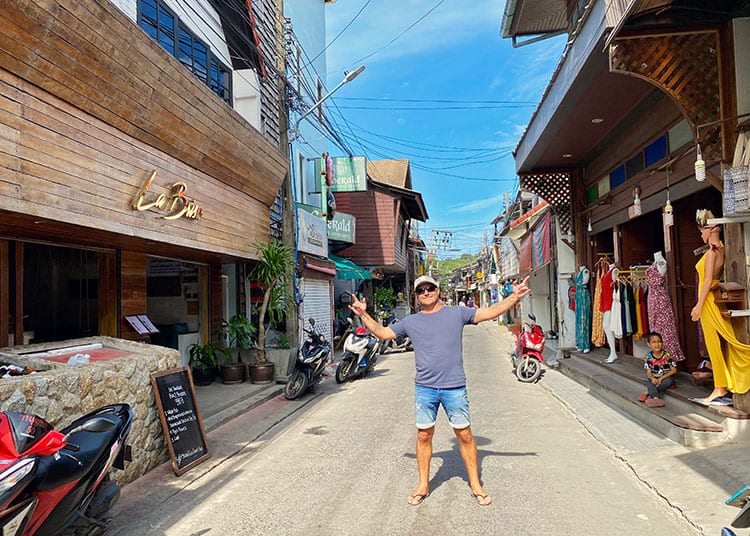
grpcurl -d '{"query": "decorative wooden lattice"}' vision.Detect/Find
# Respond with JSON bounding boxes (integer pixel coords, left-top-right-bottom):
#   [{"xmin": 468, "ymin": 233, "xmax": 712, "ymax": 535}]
[
  {"xmin": 609, "ymin": 30, "xmax": 722, "ymax": 162},
  {"xmin": 520, "ymin": 171, "xmax": 572, "ymax": 234}
]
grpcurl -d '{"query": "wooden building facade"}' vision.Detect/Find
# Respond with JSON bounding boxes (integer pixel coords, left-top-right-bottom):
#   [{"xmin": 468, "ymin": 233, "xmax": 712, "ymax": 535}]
[{"xmin": 0, "ymin": 0, "xmax": 287, "ymax": 349}]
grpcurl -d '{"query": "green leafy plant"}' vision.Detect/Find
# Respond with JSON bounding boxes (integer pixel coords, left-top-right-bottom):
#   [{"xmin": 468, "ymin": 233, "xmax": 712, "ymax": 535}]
[
  {"xmin": 187, "ymin": 342, "xmax": 225, "ymax": 373},
  {"xmin": 221, "ymin": 314, "xmax": 256, "ymax": 363},
  {"xmin": 249, "ymin": 240, "xmax": 295, "ymax": 363},
  {"xmin": 374, "ymin": 286, "xmax": 396, "ymax": 310},
  {"xmin": 274, "ymin": 332, "xmax": 291, "ymax": 349}
]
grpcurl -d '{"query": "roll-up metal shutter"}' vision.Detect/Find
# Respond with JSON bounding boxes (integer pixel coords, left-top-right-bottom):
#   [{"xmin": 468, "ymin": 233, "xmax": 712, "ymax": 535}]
[{"xmin": 299, "ymin": 278, "xmax": 333, "ymax": 349}]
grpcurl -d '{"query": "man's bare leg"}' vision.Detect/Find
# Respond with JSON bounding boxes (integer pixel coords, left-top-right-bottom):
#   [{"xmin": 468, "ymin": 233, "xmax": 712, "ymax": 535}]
[
  {"xmin": 407, "ymin": 426, "xmax": 434, "ymax": 505},
  {"xmin": 454, "ymin": 426, "xmax": 492, "ymax": 505}
]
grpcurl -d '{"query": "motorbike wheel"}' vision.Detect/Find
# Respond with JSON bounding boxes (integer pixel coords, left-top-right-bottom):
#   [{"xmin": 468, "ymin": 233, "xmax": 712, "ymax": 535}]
[
  {"xmin": 335, "ymin": 357, "xmax": 355, "ymax": 384},
  {"xmin": 515, "ymin": 356, "xmax": 542, "ymax": 383},
  {"xmin": 284, "ymin": 369, "xmax": 309, "ymax": 399}
]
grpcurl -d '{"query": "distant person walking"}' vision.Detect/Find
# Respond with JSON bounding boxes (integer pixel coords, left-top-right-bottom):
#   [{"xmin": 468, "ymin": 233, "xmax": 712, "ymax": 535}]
[{"xmin": 349, "ymin": 274, "xmax": 530, "ymax": 507}]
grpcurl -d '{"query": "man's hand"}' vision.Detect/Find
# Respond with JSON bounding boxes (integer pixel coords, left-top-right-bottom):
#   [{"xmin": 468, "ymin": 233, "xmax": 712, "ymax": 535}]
[
  {"xmin": 349, "ymin": 293, "xmax": 367, "ymax": 317},
  {"xmin": 511, "ymin": 276, "xmax": 531, "ymax": 300}
]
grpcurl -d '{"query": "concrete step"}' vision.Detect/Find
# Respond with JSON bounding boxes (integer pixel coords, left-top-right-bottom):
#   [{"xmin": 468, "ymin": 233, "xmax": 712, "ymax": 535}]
[
  {"xmin": 554, "ymin": 352, "xmax": 730, "ymax": 447},
  {"xmin": 200, "ymin": 384, "xmax": 282, "ymax": 433}
]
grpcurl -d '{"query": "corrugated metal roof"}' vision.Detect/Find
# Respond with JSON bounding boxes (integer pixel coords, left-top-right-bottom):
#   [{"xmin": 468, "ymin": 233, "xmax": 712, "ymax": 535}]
[{"xmin": 502, "ymin": 0, "xmax": 569, "ymax": 38}]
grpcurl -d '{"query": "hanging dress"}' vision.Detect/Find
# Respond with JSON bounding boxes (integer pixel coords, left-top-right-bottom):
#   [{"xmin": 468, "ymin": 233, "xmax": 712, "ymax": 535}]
[
  {"xmin": 574, "ymin": 269, "xmax": 592, "ymax": 351},
  {"xmin": 645, "ymin": 262, "xmax": 686, "ymax": 362},
  {"xmin": 591, "ymin": 265, "xmax": 606, "ymax": 347},
  {"xmin": 610, "ymin": 283, "xmax": 623, "ymax": 339},
  {"xmin": 696, "ymin": 252, "xmax": 750, "ymax": 394}
]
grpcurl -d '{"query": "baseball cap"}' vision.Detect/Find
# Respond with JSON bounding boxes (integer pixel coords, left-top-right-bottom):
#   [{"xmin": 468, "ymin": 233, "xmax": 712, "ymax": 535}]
[{"xmin": 414, "ymin": 275, "xmax": 439, "ymax": 290}]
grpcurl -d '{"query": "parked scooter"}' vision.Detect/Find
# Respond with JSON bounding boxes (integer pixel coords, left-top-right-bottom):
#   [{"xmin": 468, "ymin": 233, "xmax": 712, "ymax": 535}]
[
  {"xmin": 336, "ymin": 318, "xmax": 378, "ymax": 384},
  {"xmin": 511, "ymin": 313, "xmax": 546, "ymax": 383},
  {"xmin": 0, "ymin": 403, "xmax": 134, "ymax": 536},
  {"xmin": 284, "ymin": 318, "xmax": 332, "ymax": 400},
  {"xmin": 723, "ymin": 484, "xmax": 750, "ymax": 535},
  {"xmin": 377, "ymin": 311, "xmax": 413, "ymax": 354}
]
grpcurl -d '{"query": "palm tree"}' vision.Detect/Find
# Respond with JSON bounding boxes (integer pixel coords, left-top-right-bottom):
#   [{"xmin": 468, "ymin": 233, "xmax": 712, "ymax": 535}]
[{"xmin": 249, "ymin": 240, "xmax": 294, "ymax": 363}]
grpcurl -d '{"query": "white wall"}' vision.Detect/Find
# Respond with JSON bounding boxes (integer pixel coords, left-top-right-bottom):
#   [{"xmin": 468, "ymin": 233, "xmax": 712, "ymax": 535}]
[{"xmin": 555, "ymin": 221, "xmax": 577, "ymax": 348}]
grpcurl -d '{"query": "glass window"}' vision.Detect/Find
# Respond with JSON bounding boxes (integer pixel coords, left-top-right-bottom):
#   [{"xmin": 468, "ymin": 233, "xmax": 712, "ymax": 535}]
[
  {"xmin": 644, "ymin": 135, "xmax": 667, "ymax": 167},
  {"xmin": 138, "ymin": 0, "xmax": 231, "ymax": 104},
  {"xmin": 597, "ymin": 175, "xmax": 610, "ymax": 196},
  {"xmin": 668, "ymin": 119, "xmax": 693, "ymax": 151},
  {"xmin": 610, "ymin": 165, "xmax": 626, "ymax": 188},
  {"xmin": 586, "ymin": 184, "xmax": 598, "ymax": 204},
  {"xmin": 625, "ymin": 153, "xmax": 644, "ymax": 179}
]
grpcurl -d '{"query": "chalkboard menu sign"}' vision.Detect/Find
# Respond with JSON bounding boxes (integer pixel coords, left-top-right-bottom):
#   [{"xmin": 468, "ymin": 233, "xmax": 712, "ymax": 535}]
[{"xmin": 150, "ymin": 367, "xmax": 210, "ymax": 475}]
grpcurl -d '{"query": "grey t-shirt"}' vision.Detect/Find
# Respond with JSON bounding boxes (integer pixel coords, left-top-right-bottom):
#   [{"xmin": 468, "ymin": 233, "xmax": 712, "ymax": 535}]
[{"xmin": 391, "ymin": 306, "xmax": 476, "ymax": 389}]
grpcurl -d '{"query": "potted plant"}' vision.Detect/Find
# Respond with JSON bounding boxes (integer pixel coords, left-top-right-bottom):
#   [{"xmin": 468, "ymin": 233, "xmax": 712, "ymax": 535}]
[
  {"xmin": 248, "ymin": 240, "xmax": 294, "ymax": 384},
  {"xmin": 264, "ymin": 332, "xmax": 296, "ymax": 384},
  {"xmin": 187, "ymin": 342, "xmax": 223, "ymax": 386},
  {"xmin": 220, "ymin": 314, "xmax": 256, "ymax": 384}
]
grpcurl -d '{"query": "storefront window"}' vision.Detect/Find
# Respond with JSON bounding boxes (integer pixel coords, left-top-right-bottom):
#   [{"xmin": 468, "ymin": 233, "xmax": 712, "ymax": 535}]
[{"xmin": 23, "ymin": 244, "xmax": 101, "ymax": 343}]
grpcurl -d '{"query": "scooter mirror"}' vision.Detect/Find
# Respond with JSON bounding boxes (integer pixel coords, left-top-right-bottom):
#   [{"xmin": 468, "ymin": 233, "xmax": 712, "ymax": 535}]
[
  {"xmin": 528, "ymin": 313, "xmax": 536, "ymax": 322},
  {"xmin": 309, "ymin": 318, "xmax": 316, "ymax": 326}
]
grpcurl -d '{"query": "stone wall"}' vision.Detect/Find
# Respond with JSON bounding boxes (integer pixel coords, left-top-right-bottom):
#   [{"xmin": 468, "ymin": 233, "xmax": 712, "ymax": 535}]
[{"xmin": 0, "ymin": 336, "xmax": 180, "ymax": 484}]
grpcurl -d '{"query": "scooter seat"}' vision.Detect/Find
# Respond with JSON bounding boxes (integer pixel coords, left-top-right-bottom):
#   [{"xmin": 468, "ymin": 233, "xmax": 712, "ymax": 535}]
[{"xmin": 33, "ymin": 417, "xmax": 120, "ymax": 491}]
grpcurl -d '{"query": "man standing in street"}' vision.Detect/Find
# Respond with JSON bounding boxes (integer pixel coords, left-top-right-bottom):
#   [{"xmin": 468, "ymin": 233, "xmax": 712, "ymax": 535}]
[{"xmin": 348, "ymin": 274, "xmax": 531, "ymax": 507}]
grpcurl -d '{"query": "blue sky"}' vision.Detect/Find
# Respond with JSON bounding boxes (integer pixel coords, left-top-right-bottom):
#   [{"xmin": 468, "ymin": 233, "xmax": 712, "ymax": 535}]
[{"xmin": 320, "ymin": 0, "xmax": 566, "ymax": 258}]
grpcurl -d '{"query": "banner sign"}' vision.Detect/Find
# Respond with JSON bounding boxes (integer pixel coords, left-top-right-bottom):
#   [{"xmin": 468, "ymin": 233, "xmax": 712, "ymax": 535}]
[
  {"xmin": 298, "ymin": 204, "xmax": 356, "ymax": 243},
  {"xmin": 297, "ymin": 208, "xmax": 328, "ymax": 257},
  {"xmin": 316, "ymin": 156, "xmax": 367, "ymax": 193}
]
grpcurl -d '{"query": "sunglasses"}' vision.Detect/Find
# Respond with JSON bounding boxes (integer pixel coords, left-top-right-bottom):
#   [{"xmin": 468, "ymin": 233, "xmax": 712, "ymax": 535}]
[{"xmin": 415, "ymin": 284, "xmax": 437, "ymax": 295}]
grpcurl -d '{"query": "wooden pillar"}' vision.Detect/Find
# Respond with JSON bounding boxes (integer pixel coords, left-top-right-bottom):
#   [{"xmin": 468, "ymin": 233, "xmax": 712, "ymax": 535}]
[
  {"xmin": 119, "ymin": 251, "xmax": 148, "ymax": 341},
  {"xmin": 13, "ymin": 243, "xmax": 22, "ymax": 345},
  {"xmin": 0, "ymin": 240, "xmax": 8, "ymax": 347},
  {"xmin": 98, "ymin": 251, "xmax": 118, "ymax": 337}
]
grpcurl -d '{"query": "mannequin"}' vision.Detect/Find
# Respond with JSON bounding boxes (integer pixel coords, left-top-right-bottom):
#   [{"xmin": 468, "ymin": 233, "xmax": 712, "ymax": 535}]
[
  {"xmin": 646, "ymin": 251, "xmax": 686, "ymax": 362},
  {"xmin": 691, "ymin": 209, "xmax": 750, "ymax": 403},
  {"xmin": 574, "ymin": 266, "xmax": 591, "ymax": 353},
  {"xmin": 654, "ymin": 251, "xmax": 667, "ymax": 276},
  {"xmin": 600, "ymin": 264, "xmax": 619, "ymax": 363}
]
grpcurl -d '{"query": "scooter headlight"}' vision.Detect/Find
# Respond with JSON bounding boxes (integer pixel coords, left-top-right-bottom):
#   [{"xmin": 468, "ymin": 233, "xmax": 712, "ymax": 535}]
[{"xmin": 0, "ymin": 457, "xmax": 37, "ymax": 499}]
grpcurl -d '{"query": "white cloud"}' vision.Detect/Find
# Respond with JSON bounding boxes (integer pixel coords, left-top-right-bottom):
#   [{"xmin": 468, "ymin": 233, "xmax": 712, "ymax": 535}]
[
  {"xmin": 326, "ymin": 0, "xmax": 507, "ymax": 72},
  {"xmin": 449, "ymin": 195, "xmax": 504, "ymax": 213}
]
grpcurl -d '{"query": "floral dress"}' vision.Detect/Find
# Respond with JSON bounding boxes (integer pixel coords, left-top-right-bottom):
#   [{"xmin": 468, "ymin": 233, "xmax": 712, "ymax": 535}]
[{"xmin": 645, "ymin": 262, "xmax": 685, "ymax": 362}]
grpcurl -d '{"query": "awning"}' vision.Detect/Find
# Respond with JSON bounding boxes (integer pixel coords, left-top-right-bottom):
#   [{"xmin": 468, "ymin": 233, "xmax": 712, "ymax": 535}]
[{"xmin": 328, "ymin": 254, "xmax": 372, "ymax": 280}]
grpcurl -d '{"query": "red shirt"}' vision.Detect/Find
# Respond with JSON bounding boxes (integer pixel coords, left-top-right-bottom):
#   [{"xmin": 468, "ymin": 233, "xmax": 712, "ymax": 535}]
[{"xmin": 600, "ymin": 269, "xmax": 615, "ymax": 312}]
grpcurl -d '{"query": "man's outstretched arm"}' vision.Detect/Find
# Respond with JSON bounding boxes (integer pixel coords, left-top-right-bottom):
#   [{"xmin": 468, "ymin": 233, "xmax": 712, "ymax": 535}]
[
  {"xmin": 473, "ymin": 276, "xmax": 531, "ymax": 324},
  {"xmin": 348, "ymin": 294, "xmax": 397, "ymax": 340}
]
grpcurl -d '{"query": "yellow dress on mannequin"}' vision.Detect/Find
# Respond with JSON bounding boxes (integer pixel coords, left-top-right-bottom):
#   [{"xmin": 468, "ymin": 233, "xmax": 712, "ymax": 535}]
[{"xmin": 696, "ymin": 253, "xmax": 750, "ymax": 395}]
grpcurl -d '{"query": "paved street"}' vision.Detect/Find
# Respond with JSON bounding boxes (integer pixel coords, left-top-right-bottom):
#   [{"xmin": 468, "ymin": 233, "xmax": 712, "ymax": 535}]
[{"xmin": 108, "ymin": 322, "xmax": 708, "ymax": 535}]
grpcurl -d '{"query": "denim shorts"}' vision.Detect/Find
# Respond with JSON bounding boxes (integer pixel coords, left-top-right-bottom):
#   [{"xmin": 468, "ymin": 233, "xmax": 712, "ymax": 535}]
[{"xmin": 414, "ymin": 384, "xmax": 470, "ymax": 430}]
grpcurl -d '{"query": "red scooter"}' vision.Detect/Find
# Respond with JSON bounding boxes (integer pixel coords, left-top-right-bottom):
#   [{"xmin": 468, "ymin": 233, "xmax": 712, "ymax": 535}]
[
  {"xmin": 512, "ymin": 313, "xmax": 546, "ymax": 382},
  {"xmin": 0, "ymin": 403, "xmax": 133, "ymax": 535}
]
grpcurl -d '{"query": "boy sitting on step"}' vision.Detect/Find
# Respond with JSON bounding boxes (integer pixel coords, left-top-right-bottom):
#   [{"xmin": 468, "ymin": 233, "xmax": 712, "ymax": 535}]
[{"xmin": 637, "ymin": 331, "xmax": 677, "ymax": 408}]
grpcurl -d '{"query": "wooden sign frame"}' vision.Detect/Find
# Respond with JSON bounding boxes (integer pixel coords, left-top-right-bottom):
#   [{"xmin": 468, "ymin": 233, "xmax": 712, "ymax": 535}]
[{"xmin": 150, "ymin": 366, "xmax": 210, "ymax": 475}]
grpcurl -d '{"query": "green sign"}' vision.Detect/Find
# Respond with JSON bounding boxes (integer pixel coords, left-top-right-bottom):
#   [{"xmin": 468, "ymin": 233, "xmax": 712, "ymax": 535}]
[
  {"xmin": 315, "ymin": 156, "xmax": 367, "ymax": 193},
  {"xmin": 297, "ymin": 204, "xmax": 356, "ymax": 243}
]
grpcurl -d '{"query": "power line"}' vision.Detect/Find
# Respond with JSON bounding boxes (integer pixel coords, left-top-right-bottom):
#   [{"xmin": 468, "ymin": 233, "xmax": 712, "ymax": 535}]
[
  {"xmin": 304, "ymin": 0, "xmax": 373, "ymax": 68},
  {"xmin": 329, "ymin": 0, "xmax": 448, "ymax": 73}
]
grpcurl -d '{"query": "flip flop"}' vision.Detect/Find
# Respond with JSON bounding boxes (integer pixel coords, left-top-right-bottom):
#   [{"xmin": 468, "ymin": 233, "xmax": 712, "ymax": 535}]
[
  {"xmin": 407, "ymin": 492, "xmax": 429, "ymax": 506},
  {"xmin": 471, "ymin": 492, "xmax": 493, "ymax": 506}
]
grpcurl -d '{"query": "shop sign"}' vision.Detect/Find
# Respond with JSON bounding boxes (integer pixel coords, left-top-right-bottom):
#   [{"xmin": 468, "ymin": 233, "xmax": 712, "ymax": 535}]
[
  {"xmin": 131, "ymin": 170, "xmax": 203, "ymax": 220},
  {"xmin": 316, "ymin": 156, "xmax": 367, "ymax": 193},
  {"xmin": 297, "ymin": 208, "xmax": 328, "ymax": 257},
  {"xmin": 298, "ymin": 204, "xmax": 356, "ymax": 243}
]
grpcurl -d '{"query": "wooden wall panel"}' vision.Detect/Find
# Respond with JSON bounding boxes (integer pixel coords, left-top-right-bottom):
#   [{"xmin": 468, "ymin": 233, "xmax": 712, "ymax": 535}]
[
  {"xmin": 0, "ymin": 69, "xmax": 270, "ymax": 260},
  {"xmin": 334, "ymin": 190, "xmax": 397, "ymax": 266},
  {"xmin": 98, "ymin": 251, "xmax": 117, "ymax": 337},
  {"xmin": 0, "ymin": 0, "xmax": 287, "ymax": 208},
  {"xmin": 119, "ymin": 251, "xmax": 147, "ymax": 341}
]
